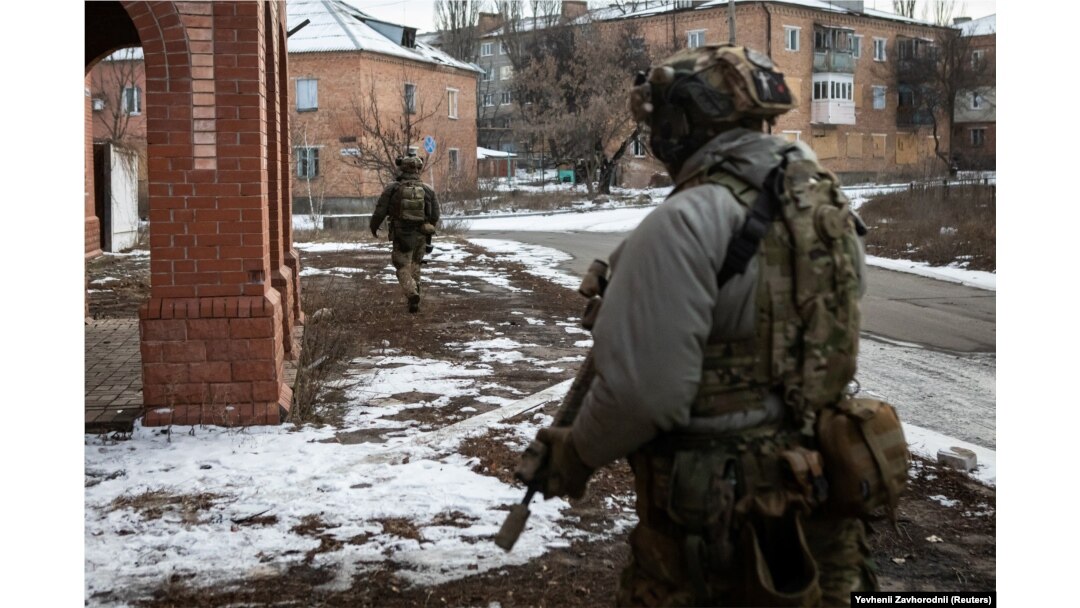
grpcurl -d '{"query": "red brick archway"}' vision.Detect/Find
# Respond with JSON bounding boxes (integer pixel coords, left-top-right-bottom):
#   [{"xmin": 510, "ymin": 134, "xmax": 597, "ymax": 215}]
[{"xmin": 85, "ymin": 1, "xmax": 302, "ymax": 425}]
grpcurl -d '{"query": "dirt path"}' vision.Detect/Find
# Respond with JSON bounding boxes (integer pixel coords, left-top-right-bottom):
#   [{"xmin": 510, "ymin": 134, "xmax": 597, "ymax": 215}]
[{"xmin": 85, "ymin": 237, "xmax": 995, "ymax": 606}]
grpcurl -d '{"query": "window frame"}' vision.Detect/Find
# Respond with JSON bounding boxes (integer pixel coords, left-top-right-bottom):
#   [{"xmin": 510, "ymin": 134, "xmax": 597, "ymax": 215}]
[
  {"xmin": 122, "ymin": 85, "xmax": 142, "ymax": 115},
  {"xmin": 296, "ymin": 146, "xmax": 320, "ymax": 180},
  {"xmin": 632, "ymin": 135, "xmax": 647, "ymax": 158},
  {"xmin": 970, "ymin": 91, "xmax": 984, "ymax": 110},
  {"xmin": 784, "ymin": 26, "xmax": 800, "ymax": 52},
  {"xmin": 499, "ymin": 90, "xmax": 512, "ymax": 105},
  {"xmin": 404, "ymin": 82, "xmax": 417, "ymax": 114},
  {"xmin": 448, "ymin": 148, "xmax": 460, "ymax": 173},
  {"xmin": 480, "ymin": 42, "xmax": 493, "ymax": 57},
  {"xmin": 500, "ymin": 65, "xmax": 514, "ymax": 81},
  {"xmin": 852, "ymin": 34, "xmax": 862, "ymax": 59},
  {"xmin": 970, "ymin": 128, "xmax": 986, "ymax": 147},
  {"xmin": 447, "ymin": 88, "xmax": 459, "ymax": 119},
  {"xmin": 296, "ymin": 78, "xmax": 318, "ymax": 112},
  {"xmin": 872, "ymin": 85, "xmax": 887, "ymax": 110},
  {"xmin": 482, "ymin": 93, "xmax": 495, "ymax": 107},
  {"xmin": 873, "ymin": 37, "xmax": 887, "ymax": 62},
  {"xmin": 687, "ymin": 29, "xmax": 706, "ymax": 49},
  {"xmin": 971, "ymin": 49, "xmax": 985, "ymax": 70}
]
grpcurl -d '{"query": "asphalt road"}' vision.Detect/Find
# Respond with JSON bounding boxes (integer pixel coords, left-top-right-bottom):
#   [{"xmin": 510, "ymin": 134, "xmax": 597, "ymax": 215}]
[{"xmin": 469, "ymin": 230, "xmax": 996, "ymax": 354}]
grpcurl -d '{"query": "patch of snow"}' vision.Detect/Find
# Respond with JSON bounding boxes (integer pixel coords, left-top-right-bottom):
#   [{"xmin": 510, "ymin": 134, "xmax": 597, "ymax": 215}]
[{"xmin": 865, "ymin": 256, "xmax": 995, "ymax": 291}]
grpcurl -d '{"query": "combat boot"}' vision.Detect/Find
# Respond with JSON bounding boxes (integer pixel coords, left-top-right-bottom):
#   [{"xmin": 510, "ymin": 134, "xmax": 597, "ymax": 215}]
[{"xmin": 408, "ymin": 294, "xmax": 421, "ymax": 313}]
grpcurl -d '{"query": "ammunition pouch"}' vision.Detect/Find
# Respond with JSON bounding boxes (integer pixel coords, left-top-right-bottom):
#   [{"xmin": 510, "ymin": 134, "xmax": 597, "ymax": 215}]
[
  {"xmin": 739, "ymin": 511, "xmax": 822, "ymax": 607},
  {"xmin": 815, "ymin": 398, "xmax": 909, "ymax": 519}
]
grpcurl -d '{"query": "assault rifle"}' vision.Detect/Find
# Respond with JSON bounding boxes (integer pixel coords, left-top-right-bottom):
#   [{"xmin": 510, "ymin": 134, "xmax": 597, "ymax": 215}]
[{"xmin": 494, "ymin": 260, "xmax": 608, "ymax": 552}]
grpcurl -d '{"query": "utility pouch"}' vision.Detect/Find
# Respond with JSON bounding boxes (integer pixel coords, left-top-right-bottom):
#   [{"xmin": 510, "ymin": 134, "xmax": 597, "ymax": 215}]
[
  {"xmin": 738, "ymin": 512, "xmax": 822, "ymax": 607},
  {"xmin": 666, "ymin": 450, "xmax": 735, "ymax": 531},
  {"xmin": 815, "ymin": 398, "xmax": 909, "ymax": 519},
  {"xmin": 780, "ymin": 446, "xmax": 828, "ymax": 507}
]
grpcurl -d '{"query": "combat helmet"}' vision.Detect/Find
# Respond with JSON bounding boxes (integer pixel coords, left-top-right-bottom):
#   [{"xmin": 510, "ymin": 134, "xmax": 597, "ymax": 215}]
[
  {"xmin": 398, "ymin": 154, "xmax": 424, "ymax": 174},
  {"xmin": 630, "ymin": 44, "xmax": 796, "ymax": 166}
]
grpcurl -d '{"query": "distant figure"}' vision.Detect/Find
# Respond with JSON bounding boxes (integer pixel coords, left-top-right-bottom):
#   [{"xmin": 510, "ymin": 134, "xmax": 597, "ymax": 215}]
[{"xmin": 370, "ymin": 155, "xmax": 440, "ymax": 313}]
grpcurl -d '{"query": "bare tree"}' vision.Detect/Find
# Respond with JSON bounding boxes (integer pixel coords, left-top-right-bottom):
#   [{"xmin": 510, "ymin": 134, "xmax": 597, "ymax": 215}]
[
  {"xmin": 893, "ymin": 0, "xmax": 917, "ymax": 18},
  {"xmin": 892, "ymin": 25, "xmax": 994, "ymax": 170},
  {"xmin": 512, "ymin": 19, "xmax": 654, "ymax": 194},
  {"xmin": 924, "ymin": 0, "xmax": 964, "ymax": 26},
  {"xmin": 434, "ymin": 0, "xmax": 482, "ymax": 63},
  {"xmin": 91, "ymin": 47, "xmax": 144, "ymax": 147},
  {"xmin": 337, "ymin": 69, "xmax": 445, "ymax": 189}
]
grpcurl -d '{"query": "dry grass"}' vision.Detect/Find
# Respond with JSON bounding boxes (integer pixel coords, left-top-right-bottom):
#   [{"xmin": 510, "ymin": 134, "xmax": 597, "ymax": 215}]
[
  {"xmin": 109, "ymin": 489, "xmax": 226, "ymax": 523},
  {"xmin": 859, "ymin": 181, "xmax": 996, "ymax": 271}
]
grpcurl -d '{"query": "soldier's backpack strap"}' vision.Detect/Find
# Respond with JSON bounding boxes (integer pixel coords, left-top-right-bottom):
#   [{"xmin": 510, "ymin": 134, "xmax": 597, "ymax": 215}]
[{"xmin": 714, "ymin": 162, "xmax": 787, "ymax": 290}]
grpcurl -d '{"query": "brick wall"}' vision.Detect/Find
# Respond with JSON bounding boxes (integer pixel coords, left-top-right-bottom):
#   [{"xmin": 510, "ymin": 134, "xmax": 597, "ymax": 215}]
[
  {"xmin": 289, "ymin": 51, "xmax": 478, "ymax": 207},
  {"xmin": 601, "ymin": 3, "xmax": 955, "ymax": 183},
  {"xmin": 85, "ymin": 75, "xmax": 102, "ymax": 259}
]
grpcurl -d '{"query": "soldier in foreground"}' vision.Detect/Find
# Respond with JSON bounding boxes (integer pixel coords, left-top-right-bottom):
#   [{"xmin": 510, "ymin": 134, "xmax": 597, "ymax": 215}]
[
  {"xmin": 515, "ymin": 45, "xmax": 908, "ymax": 606},
  {"xmin": 370, "ymin": 154, "xmax": 440, "ymax": 313}
]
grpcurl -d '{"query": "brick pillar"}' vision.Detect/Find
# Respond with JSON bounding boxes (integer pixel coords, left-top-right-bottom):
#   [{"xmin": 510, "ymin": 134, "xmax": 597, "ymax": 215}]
[
  {"xmin": 264, "ymin": 0, "xmax": 299, "ymax": 358},
  {"xmin": 131, "ymin": 0, "xmax": 291, "ymax": 426},
  {"xmin": 85, "ymin": 76, "xmax": 102, "ymax": 260},
  {"xmin": 278, "ymin": 11, "xmax": 304, "ymax": 327}
]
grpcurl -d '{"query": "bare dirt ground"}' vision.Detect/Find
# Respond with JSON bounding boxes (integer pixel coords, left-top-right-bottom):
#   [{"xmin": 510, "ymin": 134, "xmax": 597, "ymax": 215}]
[{"xmin": 86, "ymin": 235, "xmax": 995, "ymax": 606}]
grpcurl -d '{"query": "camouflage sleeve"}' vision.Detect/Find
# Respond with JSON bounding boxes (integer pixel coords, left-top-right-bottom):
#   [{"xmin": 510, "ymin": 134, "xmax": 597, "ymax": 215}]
[
  {"xmin": 569, "ymin": 184, "xmax": 757, "ymax": 469},
  {"xmin": 370, "ymin": 183, "xmax": 397, "ymax": 232},
  {"xmin": 424, "ymin": 184, "xmax": 440, "ymax": 225}
]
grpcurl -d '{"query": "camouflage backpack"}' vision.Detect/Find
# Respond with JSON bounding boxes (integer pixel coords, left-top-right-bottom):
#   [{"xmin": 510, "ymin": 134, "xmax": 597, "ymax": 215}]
[
  {"xmin": 394, "ymin": 179, "xmax": 427, "ymax": 223},
  {"xmin": 692, "ymin": 144, "xmax": 908, "ymax": 519}
]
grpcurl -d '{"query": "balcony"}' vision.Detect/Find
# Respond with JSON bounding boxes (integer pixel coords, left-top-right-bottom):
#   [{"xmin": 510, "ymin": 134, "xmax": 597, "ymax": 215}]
[
  {"xmin": 813, "ymin": 50, "xmax": 854, "ymax": 73},
  {"xmin": 812, "ymin": 100, "xmax": 855, "ymax": 125},
  {"xmin": 813, "ymin": 25, "xmax": 855, "ymax": 74},
  {"xmin": 896, "ymin": 106, "xmax": 935, "ymax": 127}
]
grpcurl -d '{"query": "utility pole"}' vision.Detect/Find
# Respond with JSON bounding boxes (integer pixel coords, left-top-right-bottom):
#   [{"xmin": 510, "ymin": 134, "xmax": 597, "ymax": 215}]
[{"xmin": 728, "ymin": 0, "xmax": 736, "ymax": 43}]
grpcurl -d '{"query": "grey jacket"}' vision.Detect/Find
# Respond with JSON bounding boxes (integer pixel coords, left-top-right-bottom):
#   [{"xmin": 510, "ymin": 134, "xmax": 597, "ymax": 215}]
[{"xmin": 569, "ymin": 129, "xmax": 866, "ymax": 469}]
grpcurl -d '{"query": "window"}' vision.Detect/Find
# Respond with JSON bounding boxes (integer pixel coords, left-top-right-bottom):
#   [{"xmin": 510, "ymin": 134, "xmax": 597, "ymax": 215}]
[
  {"xmin": 296, "ymin": 147, "xmax": 319, "ymax": 179},
  {"xmin": 500, "ymin": 41, "xmax": 509, "ymax": 55},
  {"xmin": 296, "ymin": 79, "xmax": 317, "ymax": 111},
  {"xmin": 122, "ymin": 85, "xmax": 141, "ymax": 115},
  {"xmin": 781, "ymin": 130, "xmax": 802, "ymax": 142},
  {"xmin": 873, "ymin": 37, "xmax": 887, "ymax": 61},
  {"xmin": 813, "ymin": 77, "xmax": 853, "ymax": 101},
  {"xmin": 971, "ymin": 92, "xmax": 984, "ymax": 110},
  {"xmin": 500, "ymin": 91, "xmax": 511, "ymax": 105},
  {"xmin": 405, "ymin": 83, "xmax": 416, "ymax": 114},
  {"xmin": 92, "ymin": 98, "xmax": 105, "ymax": 111},
  {"xmin": 785, "ymin": 26, "xmax": 800, "ymax": 52},
  {"xmin": 480, "ymin": 42, "xmax": 493, "ymax": 57},
  {"xmin": 852, "ymin": 35, "xmax": 862, "ymax": 58},
  {"xmin": 447, "ymin": 89, "xmax": 459, "ymax": 119},
  {"xmin": 632, "ymin": 135, "xmax": 646, "ymax": 158},
  {"xmin": 448, "ymin": 148, "xmax": 460, "ymax": 173},
  {"xmin": 483, "ymin": 93, "xmax": 494, "ymax": 107},
  {"xmin": 500, "ymin": 65, "xmax": 513, "ymax": 80},
  {"xmin": 970, "ymin": 128, "xmax": 985, "ymax": 147},
  {"xmin": 971, "ymin": 49, "xmax": 985, "ymax": 70},
  {"xmin": 687, "ymin": 30, "xmax": 705, "ymax": 49},
  {"xmin": 482, "ymin": 66, "xmax": 494, "ymax": 81},
  {"xmin": 872, "ymin": 86, "xmax": 886, "ymax": 110},
  {"xmin": 898, "ymin": 88, "xmax": 915, "ymax": 108},
  {"xmin": 672, "ymin": 0, "xmax": 693, "ymax": 8}
]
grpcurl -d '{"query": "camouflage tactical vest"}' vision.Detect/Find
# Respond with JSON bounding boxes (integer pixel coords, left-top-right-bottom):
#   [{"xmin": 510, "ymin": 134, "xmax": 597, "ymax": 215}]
[
  {"xmin": 395, "ymin": 179, "xmax": 427, "ymax": 222},
  {"xmin": 691, "ymin": 152, "xmax": 862, "ymax": 429}
]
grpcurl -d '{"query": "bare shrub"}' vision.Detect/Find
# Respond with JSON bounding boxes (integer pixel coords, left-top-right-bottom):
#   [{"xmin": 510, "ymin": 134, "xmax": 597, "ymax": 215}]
[{"xmin": 859, "ymin": 181, "xmax": 995, "ymax": 271}]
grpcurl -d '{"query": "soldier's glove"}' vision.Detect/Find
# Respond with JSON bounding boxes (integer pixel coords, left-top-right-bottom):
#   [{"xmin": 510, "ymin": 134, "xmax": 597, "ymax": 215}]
[
  {"xmin": 534, "ymin": 427, "xmax": 593, "ymax": 500},
  {"xmin": 420, "ymin": 222, "xmax": 437, "ymax": 236}
]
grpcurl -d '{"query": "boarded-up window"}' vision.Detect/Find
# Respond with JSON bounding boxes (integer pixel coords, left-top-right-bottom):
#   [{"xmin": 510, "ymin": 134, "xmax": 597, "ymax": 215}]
[
  {"xmin": 811, "ymin": 131, "xmax": 838, "ymax": 159},
  {"xmin": 896, "ymin": 132, "xmax": 918, "ymax": 164},
  {"xmin": 872, "ymin": 134, "xmax": 887, "ymax": 158},
  {"xmin": 847, "ymin": 133, "xmax": 863, "ymax": 158},
  {"xmin": 787, "ymin": 78, "xmax": 802, "ymax": 102},
  {"xmin": 854, "ymin": 83, "xmax": 863, "ymax": 109},
  {"xmin": 781, "ymin": 131, "xmax": 802, "ymax": 143}
]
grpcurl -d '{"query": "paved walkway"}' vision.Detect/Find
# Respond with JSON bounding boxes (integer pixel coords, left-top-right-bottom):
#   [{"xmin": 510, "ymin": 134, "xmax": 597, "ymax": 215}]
[
  {"xmin": 85, "ymin": 319, "xmax": 301, "ymax": 433},
  {"xmin": 85, "ymin": 319, "xmax": 143, "ymax": 433}
]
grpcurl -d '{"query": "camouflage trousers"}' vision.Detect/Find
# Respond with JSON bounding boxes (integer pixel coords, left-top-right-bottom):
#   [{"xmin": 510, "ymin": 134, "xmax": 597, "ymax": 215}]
[
  {"xmin": 616, "ymin": 448, "xmax": 878, "ymax": 607},
  {"xmin": 389, "ymin": 228, "xmax": 427, "ymax": 300}
]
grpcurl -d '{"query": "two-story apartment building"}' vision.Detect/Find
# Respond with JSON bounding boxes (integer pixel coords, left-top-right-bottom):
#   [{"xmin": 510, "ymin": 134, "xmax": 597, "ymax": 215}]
[
  {"xmin": 287, "ymin": 0, "xmax": 481, "ymax": 213},
  {"xmin": 457, "ymin": 0, "xmax": 965, "ymax": 184}
]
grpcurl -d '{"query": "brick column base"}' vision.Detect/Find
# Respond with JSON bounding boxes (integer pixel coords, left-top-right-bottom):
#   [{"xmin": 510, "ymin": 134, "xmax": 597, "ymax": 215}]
[
  {"xmin": 271, "ymin": 265, "xmax": 299, "ymax": 360},
  {"xmin": 284, "ymin": 249, "xmax": 305, "ymax": 326},
  {"xmin": 138, "ymin": 291, "xmax": 292, "ymax": 426},
  {"xmin": 85, "ymin": 216, "xmax": 103, "ymax": 259}
]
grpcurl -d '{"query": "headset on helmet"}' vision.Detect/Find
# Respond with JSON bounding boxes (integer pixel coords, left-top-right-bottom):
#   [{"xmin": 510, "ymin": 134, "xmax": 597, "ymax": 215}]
[
  {"xmin": 398, "ymin": 154, "xmax": 424, "ymax": 173},
  {"xmin": 630, "ymin": 45, "xmax": 796, "ymax": 165}
]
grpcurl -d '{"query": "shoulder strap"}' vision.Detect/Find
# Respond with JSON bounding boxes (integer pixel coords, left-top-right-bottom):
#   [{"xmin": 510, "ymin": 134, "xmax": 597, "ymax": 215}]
[{"xmin": 715, "ymin": 163, "xmax": 786, "ymax": 289}]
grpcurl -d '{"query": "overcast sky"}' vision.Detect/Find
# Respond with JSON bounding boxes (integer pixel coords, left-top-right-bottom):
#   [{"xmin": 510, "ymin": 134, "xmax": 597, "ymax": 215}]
[{"xmin": 350, "ymin": 0, "xmax": 998, "ymax": 34}]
